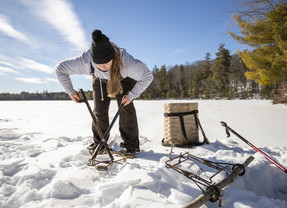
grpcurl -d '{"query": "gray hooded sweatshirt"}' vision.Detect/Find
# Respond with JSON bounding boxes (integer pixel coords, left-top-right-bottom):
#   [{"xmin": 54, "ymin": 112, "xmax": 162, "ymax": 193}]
[{"xmin": 55, "ymin": 44, "xmax": 153, "ymax": 101}]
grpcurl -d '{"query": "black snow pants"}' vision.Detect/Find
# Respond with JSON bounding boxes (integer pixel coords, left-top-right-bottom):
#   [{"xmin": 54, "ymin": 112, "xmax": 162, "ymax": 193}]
[{"xmin": 92, "ymin": 77, "xmax": 139, "ymax": 149}]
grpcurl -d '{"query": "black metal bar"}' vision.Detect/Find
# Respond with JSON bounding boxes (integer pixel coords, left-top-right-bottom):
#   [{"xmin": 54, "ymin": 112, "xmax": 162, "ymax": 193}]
[
  {"xmin": 91, "ymin": 102, "xmax": 124, "ymax": 161},
  {"xmin": 79, "ymin": 89, "xmax": 116, "ymax": 161}
]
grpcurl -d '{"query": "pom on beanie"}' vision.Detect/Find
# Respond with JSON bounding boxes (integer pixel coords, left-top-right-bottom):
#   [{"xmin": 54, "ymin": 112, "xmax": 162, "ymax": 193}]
[
  {"xmin": 90, "ymin": 30, "xmax": 114, "ymax": 64},
  {"xmin": 92, "ymin": 30, "xmax": 103, "ymax": 42}
]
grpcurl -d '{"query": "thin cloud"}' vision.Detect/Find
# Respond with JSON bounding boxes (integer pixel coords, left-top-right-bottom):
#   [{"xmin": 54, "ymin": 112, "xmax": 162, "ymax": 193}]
[
  {"xmin": 18, "ymin": 57, "xmax": 54, "ymax": 74},
  {"xmin": 46, "ymin": 78, "xmax": 58, "ymax": 83},
  {"xmin": 0, "ymin": 14, "xmax": 28, "ymax": 42},
  {"xmin": 0, "ymin": 61, "xmax": 17, "ymax": 68},
  {"xmin": 171, "ymin": 48, "xmax": 189, "ymax": 56},
  {"xmin": 16, "ymin": 77, "xmax": 44, "ymax": 84},
  {"xmin": 0, "ymin": 66, "xmax": 20, "ymax": 75},
  {"xmin": 16, "ymin": 77, "xmax": 58, "ymax": 84},
  {"xmin": 0, "ymin": 61, "xmax": 23, "ymax": 70},
  {"xmin": 21, "ymin": 0, "xmax": 89, "ymax": 51}
]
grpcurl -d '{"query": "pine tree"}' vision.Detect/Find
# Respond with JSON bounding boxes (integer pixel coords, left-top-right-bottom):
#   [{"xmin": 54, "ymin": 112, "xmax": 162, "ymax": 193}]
[
  {"xmin": 148, "ymin": 66, "xmax": 161, "ymax": 99},
  {"xmin": 158, "ymin": 65, "xmax": 168, "ymax": 98},
  {"xmin": 167, "ymin": 65, "xmax": 184, "ymax": 98},
  {"xmin": 202, "ymin": 52, "xmax": 213, "ymax": 98},
  {"xmin": 148, "ymin": 65, "xmax": 169, "ymax": 99},
  {"xmin": 230, "ymin": 54, "xmax": 249, "ymax": 97},
  {"xmin": 191, "ymin": 70, "xmax": 201, "ymax": 98},
  {"xmin": 211, "ymin": 44, "xmax": 232, "ymax": 98},
  {"xmin": 229, "ymin": 1, "xmax": 287, "ymax": 86}
]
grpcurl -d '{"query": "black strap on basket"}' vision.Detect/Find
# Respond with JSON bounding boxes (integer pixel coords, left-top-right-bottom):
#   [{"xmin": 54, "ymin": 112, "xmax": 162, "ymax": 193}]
[{"xmin": 164, "ymin": 110, "xmax": 209, "ymax": 146}]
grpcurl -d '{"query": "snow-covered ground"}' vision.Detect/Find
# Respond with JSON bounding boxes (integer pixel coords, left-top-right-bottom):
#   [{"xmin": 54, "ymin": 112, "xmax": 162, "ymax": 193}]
[{"xmin": 0, "ymin": 100, "xmax": 286, "ymax": 208}]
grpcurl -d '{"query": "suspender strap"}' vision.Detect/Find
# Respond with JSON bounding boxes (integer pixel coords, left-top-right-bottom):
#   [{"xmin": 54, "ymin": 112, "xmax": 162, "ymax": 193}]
[{"xmin": 90, "ymin": 62, "xmax": 95, "ymax": 75}]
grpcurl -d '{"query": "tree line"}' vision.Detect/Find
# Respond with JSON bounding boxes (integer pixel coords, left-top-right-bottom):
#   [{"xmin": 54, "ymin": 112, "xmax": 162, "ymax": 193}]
[
  {"xmin": 0, "ymin": 91, "xmax": 93, "ymax": 101},
  {"xmin": 139, "ymin": 45, "xmax": 272, "ymax": 100}
]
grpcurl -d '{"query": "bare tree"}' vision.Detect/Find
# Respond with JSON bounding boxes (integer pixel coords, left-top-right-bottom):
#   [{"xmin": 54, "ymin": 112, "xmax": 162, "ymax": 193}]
[{"xmin": 231, "ymin": 0, "xmax": 277, "ymax": 20}]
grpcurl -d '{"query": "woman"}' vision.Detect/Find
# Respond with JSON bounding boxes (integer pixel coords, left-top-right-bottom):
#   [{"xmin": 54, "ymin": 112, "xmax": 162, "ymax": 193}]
[{"xmin": 55, "ymin": 30, "xmax": 153, "ymax": 157}]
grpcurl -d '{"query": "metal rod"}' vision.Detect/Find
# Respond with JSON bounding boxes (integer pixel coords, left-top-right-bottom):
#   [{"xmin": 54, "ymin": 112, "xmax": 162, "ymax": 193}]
[
  {"xmin": 79, "ymin": 89, "xmax": 124, "ymax": 161},
  {"xmin": 221, "ymin": 121, "xmax": 287, "ymax": 174}
]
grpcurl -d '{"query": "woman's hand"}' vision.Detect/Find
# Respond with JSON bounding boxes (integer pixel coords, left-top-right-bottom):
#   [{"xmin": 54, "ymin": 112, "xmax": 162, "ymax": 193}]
[
  {"xmin": 121, "ymin": 95, "xmax": 131, "ymax": 106},
  {"xmin": 70, "ymin": 91, "xmax": 81, "ymax": 103}
]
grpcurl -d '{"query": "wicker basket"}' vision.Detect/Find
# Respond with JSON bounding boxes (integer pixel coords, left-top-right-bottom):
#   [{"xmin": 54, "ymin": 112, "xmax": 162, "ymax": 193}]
[{"xmin": 163, "ymin": 103, "xmax": 199, "ymax": 146}]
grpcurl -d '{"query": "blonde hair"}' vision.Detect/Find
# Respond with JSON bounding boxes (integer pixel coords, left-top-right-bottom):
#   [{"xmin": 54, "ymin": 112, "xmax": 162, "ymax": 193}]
[{"xmin": 107, "ymin": 48, "xmax": 123, "ymax": 97}]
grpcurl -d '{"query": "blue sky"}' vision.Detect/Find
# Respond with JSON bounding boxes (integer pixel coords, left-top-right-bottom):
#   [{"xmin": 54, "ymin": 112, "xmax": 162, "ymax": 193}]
[{"xmin": 0, "ymin": 0, "xmax": 246, "ymax": 94}]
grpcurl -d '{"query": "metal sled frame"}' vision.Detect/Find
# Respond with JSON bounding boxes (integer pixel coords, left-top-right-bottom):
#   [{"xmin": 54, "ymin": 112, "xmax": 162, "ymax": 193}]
[
  {"xmin": 165, "ymin": 145, "xmax": 251, "ymax": 207},
  {"xmin": 165, "ymin": 146, "xmax": 240, "ymax": 192},
  {"xmin": 78, "ymin": 89, "xmax": 126, "ymax": 171}
]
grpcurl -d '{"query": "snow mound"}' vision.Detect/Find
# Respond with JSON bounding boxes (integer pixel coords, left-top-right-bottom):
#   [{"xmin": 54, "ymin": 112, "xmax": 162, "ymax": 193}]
[{"xmin": 50, "ymin": 180, "xmax": 87, "ymax": 199}]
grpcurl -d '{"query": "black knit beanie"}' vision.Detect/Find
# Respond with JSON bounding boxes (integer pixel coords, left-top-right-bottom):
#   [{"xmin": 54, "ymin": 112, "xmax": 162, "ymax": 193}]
[{"xmin": 90, "ymin": 30, "xmax": 114, "ymax": 64}]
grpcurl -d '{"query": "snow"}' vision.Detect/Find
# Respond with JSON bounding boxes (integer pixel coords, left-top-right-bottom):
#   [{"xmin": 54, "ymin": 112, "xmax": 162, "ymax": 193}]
[{"xmin": 0, "ymin": 100, "xmax": 286, "ymax": 208}]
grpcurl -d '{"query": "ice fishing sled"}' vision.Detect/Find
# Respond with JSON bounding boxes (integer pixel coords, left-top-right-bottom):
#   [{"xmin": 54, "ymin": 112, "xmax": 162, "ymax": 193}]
[{"xmin": 165, "ymin": 144, "xmax": 254, "ymax": 207}]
